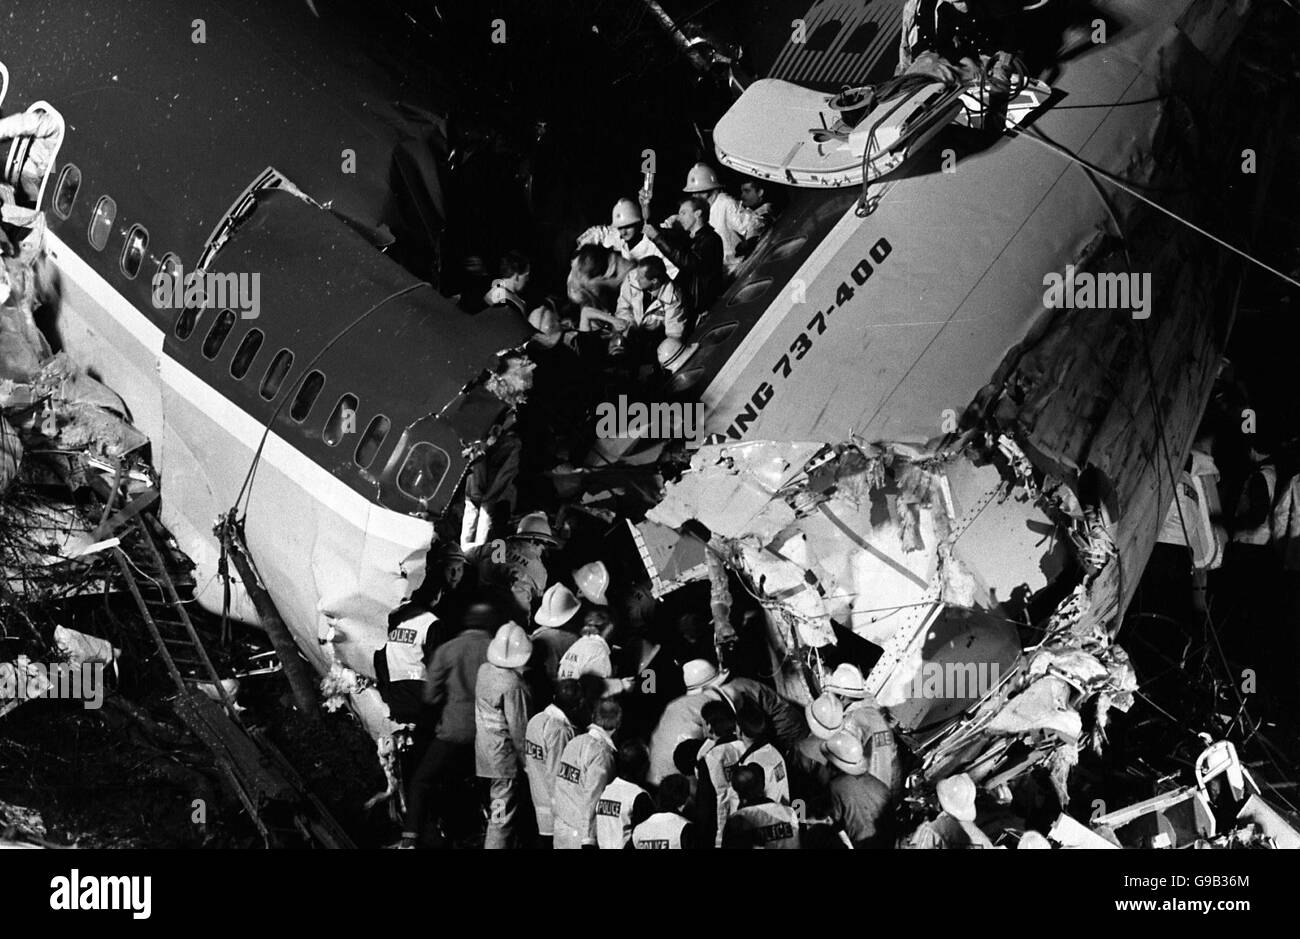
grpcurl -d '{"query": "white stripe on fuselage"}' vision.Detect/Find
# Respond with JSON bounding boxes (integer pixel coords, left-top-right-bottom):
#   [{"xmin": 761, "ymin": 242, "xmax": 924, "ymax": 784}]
[{"xmin": 43, "ymin": 227, "xmax": 431, "ymax": 545}]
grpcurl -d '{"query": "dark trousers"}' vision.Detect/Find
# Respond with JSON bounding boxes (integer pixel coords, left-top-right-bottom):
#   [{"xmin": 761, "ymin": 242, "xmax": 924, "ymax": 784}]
[{"xmin": 405, "ymin": 738, "xmax": 474, "ymax": 845}]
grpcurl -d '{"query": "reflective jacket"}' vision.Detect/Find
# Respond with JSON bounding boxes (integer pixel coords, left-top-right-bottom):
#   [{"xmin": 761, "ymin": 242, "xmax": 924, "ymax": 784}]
[
  {"xmin": 596, "ymin": 776, "xmax": 651, "ymax": 849},
  {"xmin": 739, "ymin": 741, "xmax": 791, "ymax": 805},
  {"xmin": 524, "ymin": 704, "xmax": 576, "ymax": 836},
  {"xmin": 699, "ymin": 738, "xmax": 747, "ymax": 847},
  {"xmin": 552, "ymin": 725, "xmax": 617, "ymax": 848},
  {"xmin": 844, "ymin": 699, "xmax": 902, "ymax": 795},
  {"xmin": 382, "ymin": 610, "xmax": 437, "ymax": 683},
  {"xmin": 722, "ymin": 801, "xmax": 801, "ymax": 849},
  {"xmin": 475, "ymin": 663, "xmax": 532, "ymax": 778},
  {"xmin": 632, "ymin": 812, "xmax": 691, "ymax": 849}
]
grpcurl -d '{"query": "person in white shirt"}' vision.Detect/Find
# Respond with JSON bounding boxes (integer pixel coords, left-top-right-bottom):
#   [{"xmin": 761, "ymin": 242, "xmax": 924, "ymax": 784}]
[
  {"xmin": 523, "ymin": 679, "xmax": 584, "ymax": 848},
  {"xmin": 595, "ymin": 740, "xmax": 655, "ymax": 849},
  {"xmin": 552, "ymin": 699, "xmax": 623, "ymax": 849}
]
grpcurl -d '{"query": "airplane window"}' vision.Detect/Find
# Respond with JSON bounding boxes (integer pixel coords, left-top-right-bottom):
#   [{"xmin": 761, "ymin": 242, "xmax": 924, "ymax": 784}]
[
  {"xmin": 120, "ymin": 224, "xmax": 148, "ymax": 279},
  {"xmin": 87, "ymin": 195, "xmax": 117, "ymax": 251},
  {"xmin": 696, "ymin": 321, "xmax": 738, "ymax": 346},
  {"xmin": 728, "ymin": 277, "xmax": 773, "ymax": 306},
  {"xmin": 202, "ymin": 309, "xmax": 237, "ymax": 359},
  {"xmin": 770, "ymin": 235, "xmax": 807, "ymax": 261},
  {"xmin": 230, "ymin": 328, "xmax": 264, "ymax": 379},
  {"xmin": 156, "ymin": 252, "xmax": 181, "ymax": 290},
  {"xmin": 323, "ymin": 394, "xmax": 359, "ymax": 447},
  {"xmin": 806, "ymin": 20, "xmax": 842, "ymax": 52},
  {"xmin": 175, "ymin": 307, "xmax": 200, "ymax": 340},
  {"xmin": 396, "ymin": 442, "xmax": 449, "ymax": 504},
  {"xmin": 354, "ymin": 415, "xmax": 391, "ymax": 469},
  {"xmin": 260, "ymin": 349, "xmax": 294, "ymax": 400},
  {"xmin": 840, "ymin": 22, "xmax": 880, "ymax": 55},
  {"xmin": 290, "ymin": 370, "xmax": 326, "ymax": 423},
  {"xmin": 52, "ymin": 164, "xmax": 81, "ymax": 219}
]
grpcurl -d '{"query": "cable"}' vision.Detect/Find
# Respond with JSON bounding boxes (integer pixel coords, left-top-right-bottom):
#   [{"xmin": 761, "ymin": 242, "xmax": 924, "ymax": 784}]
[
  {"xmin": 1010, "ymin": 125, "xmax": 1300, "ymax": 291},
  {"xmin": 229, "ymin": 281, "xmax": 432, "ymax": 520}
]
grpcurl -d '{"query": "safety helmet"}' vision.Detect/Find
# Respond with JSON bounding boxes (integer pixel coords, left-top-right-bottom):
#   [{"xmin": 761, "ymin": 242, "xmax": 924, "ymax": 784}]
[
  {"xmin": 1018, "ymin": 831, "xmax": 1051, "ymax": 850},
  {"xmin": 534, "ymin": 583, "xmax": 581, "ymax": 629},
  {"xmin": 611, "ymin": 197, "xmax": 643, "ymax": 228},
  {"xmin": 573, "ymin": 560, "xmax": 610, "ymax": 606},
  {"xmin": 487, "ymin": 621, "xmax": 533, "ymax": 669},
  {"xmin": 826, "ymin": 663, "xmax": 867, "ymax": 700},
  {"xmin": 683, "ymin": 658, "xmax": 728, "ymax": 694},
  {"xmin": 683, "ymin": 162, "xmax": 722, "ymax": 193},
  {"xmin": 805, "ymin": 693, "xmax": 845, "ymax": 740},
  {"xmin": 936, "ymin": 773, "xmax": 978, "ymax": 822},
  {"xmin": 512, "ymin": 510, "xmax": 558, "ymax": 546},
  {"xmin": 823, "ymin": 731, "xmax": 869, "ymax": 776},
  {"xmin": 656, "ymin": 337, "xmax": 697, "ymax": 374},
  {"xmin": 558, "ymin": 634, "xmax": 613, "ymax": 680}
]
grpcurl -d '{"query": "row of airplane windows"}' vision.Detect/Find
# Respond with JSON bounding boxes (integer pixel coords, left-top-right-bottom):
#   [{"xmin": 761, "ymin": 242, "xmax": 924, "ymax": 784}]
[{"xmin": 48, "ymin": 160, "xmax": 403, "ymax": 479}]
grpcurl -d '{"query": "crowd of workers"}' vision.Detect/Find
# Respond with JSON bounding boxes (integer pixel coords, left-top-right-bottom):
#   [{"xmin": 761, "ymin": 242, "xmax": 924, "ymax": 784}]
[{"xmin": 374, "ymin": 507, "xmax": 1032, "ymax": 850}]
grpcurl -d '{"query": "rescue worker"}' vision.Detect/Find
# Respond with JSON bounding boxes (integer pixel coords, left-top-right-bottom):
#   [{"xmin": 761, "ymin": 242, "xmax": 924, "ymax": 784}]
[
  {"xmin": 721, "ymin": 671, "xmax": 807, "ymax": 755},
  {"xmin": 400, "ymin": 603, "xmax": 495, "ymax": 848},
  {"xmin": 473, "ymin": 511, "xmax": 558, "ymax": 626},
  {"xmin": 596, "ymin": 740, "xmax": 655, "ymax": 849},
  {"xmin": 904, "ymin": 773, "xmax": 995, "ymax": 849},
  {"xmin": 614, "ymin": 256, "xmax": 687, "ymax": 342},
  {"xmin": 645, "ymin": 196, "xmax": 724, "ymax": 324},
  {"xmin": 823, "ymin": 731, "xmax": 893, "ymax": 849},
  {"xmin": 697, "ymin": 699, "xmax": 747, "ymax": 847},
  {"xmin": 647, "ymin": 659, "xmax": 729, "ymax": 785},
  {"xmin": 788, "ymin": 693, "xmax": 842, "ymax": 814},
  {"xmin": 483, "ymin": 250, "xmax": 531, "ymax": 319},
  {"xmin": 558, "ymin": 614, "xmax": 636, "ymax": 698},
  {"xmin": 475, "ymin": 621, "xmax": 535, "ymax": 849},
  {"xmin": 722, "ymin": 764, "xmax": 801, "ymax": 849},
  {"xmin": 373, "ymin": 602, "xmax": 439, "ymax": 726},
  {"xmin": 576, "ymin": 198, "xmax": 679, "ymax": 279},
  {"xmin": 734, "ymin": 180, "xmax": 776, "ymax": 259},
  {"xmin": 524, "ymin": 678, "xmax": 585, "ymax": 848},
  {"xmin": 677, "ymin": 162, "xmax": 755, "ymax": 274},
  {"xmin": 630, "ymin": 774, "xmax": 697, "ymax": 849},
  {"xmin": 552, "ymin": 698, "xmax": 623, "ymax": 849},
  {"xmin": 736, "ymin": 703, "xmax": 791, "ymax": 806},
  {"xmin": 531, "ymin": 582, "xmax": 582, "ymax": 689},
  {"xmin": 825, "ymin": 663, "xmax": 902, "ymax": 795}
]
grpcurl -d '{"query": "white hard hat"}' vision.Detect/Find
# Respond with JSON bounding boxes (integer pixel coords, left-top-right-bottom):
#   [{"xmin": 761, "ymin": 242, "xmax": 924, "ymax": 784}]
[
  {"xmin": 573, "ymin": 561, "xmax": 610, "ymax": 606},
  {"xmin": 683, "ymin": 659, "xmax": 728, "ymax": 694},
  {"xmin": 937, "ymin": 773, "xmax": 978, "ymax": 822},
  {"xmin": 512, "ymin": 511, "xmax": 558, "ymax": 545},
  {"xmin": 611, "ymin": 198, "xmax": 643, "ymax": 228},
  {"xmin": 534, "ymin": 583, "xmax": 581, "ymax": 629},
  {"xmin": 487, "ymin": 621, "xmax": 533, "ymax": 669},
  {"xmin": 1018, "ymin": 831, "xmax": 1051, "ymax": 849},
  {"xmin": 683, "ymin": 162, "xmax": 721, "ymax": 193},
  {"xmin": 656, "ymin": 337, "xmax": 697, "ymax": 374},
  {"xmin": 558, "ymin": 634, "xmax": 613, "ymax": 680},
  {"xmin": 826, "ymin": 663, "xmax": 867, "ymax": 700},
  {"xmin": 822, "ymin": 731, "xmax": 869, "ymax": 776},
  {"xmin": 805, "ymin": 693, "xmax": 844, "ymax": 740}
]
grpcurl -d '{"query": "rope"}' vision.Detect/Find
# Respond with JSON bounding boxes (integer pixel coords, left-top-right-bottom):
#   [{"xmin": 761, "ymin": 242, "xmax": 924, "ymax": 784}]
[{"xmin": 1011, "ymin": 125, "xmax": 1300, "ymax": 291}]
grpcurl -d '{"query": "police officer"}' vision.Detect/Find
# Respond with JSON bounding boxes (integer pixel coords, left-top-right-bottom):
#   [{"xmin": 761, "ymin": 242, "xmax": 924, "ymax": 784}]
[
  {"xmin": 722, "ymin": 765, "xmax": 801, "ymax": 849},
  {"xmin": 552, "ymin": 698, "xmax": 623, "ymax": 849},
  {"xmin": 595, "ymin": 740, "xmax": 655, "ymax": 849},
  {"xmin": 630, "ymin": 774, "xmax": 698, "ymax": 849},
  {"xmin": 374, "ymin": 602, "xmax": 439, "ymax": 726},
  {"xmin": 524, "ymin": 679, "xmax": 584, "ymax": 848},
  {"xmin": 735, "ymin": 704, "xmax": 791, "ymax": 806},
  {"xmin": 697, "ymin": 699, "xmax": 748, "ymax": 847}
]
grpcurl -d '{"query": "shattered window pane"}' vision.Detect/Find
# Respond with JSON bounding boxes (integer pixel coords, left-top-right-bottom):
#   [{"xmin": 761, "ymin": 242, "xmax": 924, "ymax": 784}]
[
  {"xmin": 230, "ymin": 328, "xmax": 263, "ymax": 379},
  {"xmin": 291, "ymin": 370, "xmax": 326, "ymax": 423},
  {"xmin": 323, "ymin": 394, "xmax": 359, "ymax": 446},
  {"xmin": 260, "ymin": 349, "xmax": 294, "ymax": 400},
  {"xmin": 354, "ymin": 414, "xmax": 391, "ymax": 468},
  {"xmin": 396, "ymin": 442, "xmax": 449, "ymax": 503},
  {"xmin": 202, "ymin": 309, "xmax": 237, "ymax": 360},
  {"xmin": 53, "ymin": 163, "xmax": 80, "ymax": 219}
]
